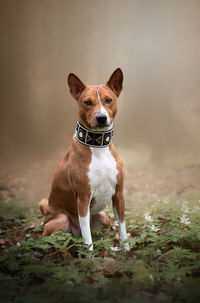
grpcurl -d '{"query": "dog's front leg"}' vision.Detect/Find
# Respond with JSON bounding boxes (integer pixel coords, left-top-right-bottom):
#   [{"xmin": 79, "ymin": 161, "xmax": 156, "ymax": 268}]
[
  {"xmin": 112, "ymin": 191, "xmax": 130, "ymax": 251},
  {"xmin": 77, "ymin": 196, "xmax": 93, "ymax": 251}
]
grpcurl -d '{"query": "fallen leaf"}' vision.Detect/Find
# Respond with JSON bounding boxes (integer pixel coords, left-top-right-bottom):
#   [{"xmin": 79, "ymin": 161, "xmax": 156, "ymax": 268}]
[
  {"xmin": 103, "ymin": 257, "xmax": 117, "ymax": 275},
  {"xmin": 0, "ymin": 238, "xmax": 14, "ymax": 247}
]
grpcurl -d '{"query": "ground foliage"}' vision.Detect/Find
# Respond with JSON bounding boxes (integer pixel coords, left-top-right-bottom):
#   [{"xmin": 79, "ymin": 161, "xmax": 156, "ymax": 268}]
[{"xmin": 0, "ymin": 195, "xmax": 200, "ymax": 303}]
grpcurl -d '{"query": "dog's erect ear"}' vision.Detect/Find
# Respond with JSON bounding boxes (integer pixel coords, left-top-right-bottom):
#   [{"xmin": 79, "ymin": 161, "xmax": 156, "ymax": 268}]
[
  {"xmin": 68, "ymin": 73, "xmax": 86, "ymax": 100},
  {"xmin": 106, "ymin": 68, "xmax": 123, "ymax": 97}
]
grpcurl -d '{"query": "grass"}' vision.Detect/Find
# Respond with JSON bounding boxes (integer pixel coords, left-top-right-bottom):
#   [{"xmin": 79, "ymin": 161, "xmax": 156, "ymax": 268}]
[
  {"xmin": 1, "ymin": 149, "xmax": 200, "ymax": 302},
  {"xmin": 0, "ymin": 196, "xmax": 200, "ymax": 303}
]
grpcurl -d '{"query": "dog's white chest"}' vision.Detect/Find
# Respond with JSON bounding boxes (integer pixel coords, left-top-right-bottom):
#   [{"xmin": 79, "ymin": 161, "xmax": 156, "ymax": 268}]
[{"xmin": 88, "ymin": 147, "xmax": 118, "ymax": 214}]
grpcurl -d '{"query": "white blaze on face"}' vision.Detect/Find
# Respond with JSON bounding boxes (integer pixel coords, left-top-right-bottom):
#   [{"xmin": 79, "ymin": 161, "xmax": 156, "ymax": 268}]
[{"xmin": 96, "ymin": 88, "xmax": 110, "ymax": 124}]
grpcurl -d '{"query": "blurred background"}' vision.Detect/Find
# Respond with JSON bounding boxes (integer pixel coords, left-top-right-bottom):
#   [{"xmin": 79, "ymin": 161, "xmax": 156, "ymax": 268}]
[
  {"xmin": 1, "ymin": 0, "xmax": 200, "ymax": 202},
  {"xmin": 1, "ymin": 0, "xmax": 200, "ymax": 156}
]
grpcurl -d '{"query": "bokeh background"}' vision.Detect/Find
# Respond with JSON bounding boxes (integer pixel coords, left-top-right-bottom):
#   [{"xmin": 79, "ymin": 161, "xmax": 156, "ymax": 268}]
[
  {"xmin": 1, "ymin": 0, "xmax": 200, "ymax": 202},
  {"xmin": 1, "ymin": 0, "xmax": 200, "ymax": 158}
]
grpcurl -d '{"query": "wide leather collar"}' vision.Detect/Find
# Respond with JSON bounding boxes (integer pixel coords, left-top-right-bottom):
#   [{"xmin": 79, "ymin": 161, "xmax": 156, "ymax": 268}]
[{"xmin": 75, "ymin": 121, "xmax": 114, "ymax": 148}]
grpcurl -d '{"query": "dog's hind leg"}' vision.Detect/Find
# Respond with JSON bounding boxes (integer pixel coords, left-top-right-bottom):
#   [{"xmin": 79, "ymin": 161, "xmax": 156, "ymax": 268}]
[
  {"xmin": 42, "ymin": 213, "xmax": 71, "ymax": 236},
  {"xmin": 39, "ymin": 199, "xmax": 77, "ymax": 237}
]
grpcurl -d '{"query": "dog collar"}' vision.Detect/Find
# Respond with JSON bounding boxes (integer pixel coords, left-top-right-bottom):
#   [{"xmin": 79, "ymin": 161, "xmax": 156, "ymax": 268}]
[{"xmin": 75, "ymin": 121, "xmax": 114, "ymax": 148}]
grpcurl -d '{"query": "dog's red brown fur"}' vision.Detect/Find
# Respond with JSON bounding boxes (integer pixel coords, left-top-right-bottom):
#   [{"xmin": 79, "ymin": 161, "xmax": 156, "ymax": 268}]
[{"xmin": 39, "ymin": 68, "xmax": 126, "ymax": 241}]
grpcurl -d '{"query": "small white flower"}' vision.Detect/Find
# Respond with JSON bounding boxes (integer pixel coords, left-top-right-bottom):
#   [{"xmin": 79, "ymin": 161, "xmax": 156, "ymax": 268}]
[
  {"xmin": 110, "ymin": 246, "xmax": 120, "ymax": 251},
  {"xmin": 180, "ymin": 214, "xmax": 191, "ymax": 225},
  {"xmin": 16, "ymin": 242, "xmax": 21, "ymax": 247},
  {"xmin": 181, "ymin": 201, "xmax": 190, "ymax": 213},
  {"xmin": 181, "ymin": 205, "xmax": 190, "ymax": 213},
  {"xmin": 144, "ymin": 212, "xmax": 153, "ymax": 222},
  {"xmin": 193, "ymin": 205, "xmax": 200, "ymax": 211},
  {"xmin": 157, "ymin": 249, "xmax": 161, "ymax": 254},
  {"xmin": 112, "ymin": 220, "xmax": 119, "ymax": 230},
  {"xmin": 150, "ymin": 225, "xmax": 160, "ymax": 232}
]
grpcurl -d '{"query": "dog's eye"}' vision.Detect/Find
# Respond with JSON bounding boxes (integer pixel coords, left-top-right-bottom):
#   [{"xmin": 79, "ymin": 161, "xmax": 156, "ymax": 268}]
[
  {"xmin": 84, "ymin": 100, "xmax": 92, "ymax": 106},
  {"xmin": 105, "ymin": 98, "xmax": 112, "ymax": 104}
]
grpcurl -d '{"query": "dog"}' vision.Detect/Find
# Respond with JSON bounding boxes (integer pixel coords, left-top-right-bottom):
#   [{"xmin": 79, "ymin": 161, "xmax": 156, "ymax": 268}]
[{"xmin": 39, "ymin": 68, "xmax": 130, "ymax": 251}]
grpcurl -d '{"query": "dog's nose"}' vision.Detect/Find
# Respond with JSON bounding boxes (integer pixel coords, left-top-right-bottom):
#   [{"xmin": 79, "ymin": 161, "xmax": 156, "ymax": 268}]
[{"xmin": 96, "ymin": 113, "xmax": 107, "ymax": 125}]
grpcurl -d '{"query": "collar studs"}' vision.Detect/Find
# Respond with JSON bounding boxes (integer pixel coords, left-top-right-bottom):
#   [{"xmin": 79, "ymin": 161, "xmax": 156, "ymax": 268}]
[{"xmin": 75, "ymin": 122, "xmax": 113, "ymax": 148}]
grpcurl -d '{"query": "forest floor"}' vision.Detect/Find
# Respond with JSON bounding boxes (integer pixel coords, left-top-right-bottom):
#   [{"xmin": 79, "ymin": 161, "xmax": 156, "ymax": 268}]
[{"xmin": 0, "ymin": 147, "xmax": 200, "ymax": 303}]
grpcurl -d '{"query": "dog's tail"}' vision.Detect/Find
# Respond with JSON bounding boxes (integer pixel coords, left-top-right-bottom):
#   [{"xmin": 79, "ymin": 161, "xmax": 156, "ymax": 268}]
[{"xmin": 38, "ymin": 198, "xmax": 48, "ymax": 216}]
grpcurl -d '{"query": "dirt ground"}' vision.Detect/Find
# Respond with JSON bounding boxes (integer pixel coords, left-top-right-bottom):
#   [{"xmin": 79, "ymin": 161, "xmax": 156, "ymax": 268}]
[{"xmin": 1, "ymin": 147, "xmax": 200, "ymax": 209}]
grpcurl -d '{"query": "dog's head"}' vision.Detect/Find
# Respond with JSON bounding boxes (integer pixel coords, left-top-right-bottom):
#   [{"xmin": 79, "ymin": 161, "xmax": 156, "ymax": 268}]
[{"xmin": 68, "ymin": 68, "xmax": 123, "ymax": 130}]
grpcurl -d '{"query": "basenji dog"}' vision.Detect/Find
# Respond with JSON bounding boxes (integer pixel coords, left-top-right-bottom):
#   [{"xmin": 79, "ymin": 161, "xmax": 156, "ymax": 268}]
[{"xmin": 39, "ymin": 68, "xmax": 130, "ymax": 251}]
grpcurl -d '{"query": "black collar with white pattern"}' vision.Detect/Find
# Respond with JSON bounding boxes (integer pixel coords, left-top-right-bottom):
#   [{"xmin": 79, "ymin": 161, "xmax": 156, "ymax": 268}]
[{"xmin": 75, "ymin": 121, "xmax": 114, "ymax": 148}]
